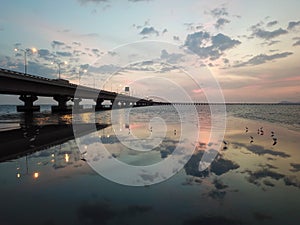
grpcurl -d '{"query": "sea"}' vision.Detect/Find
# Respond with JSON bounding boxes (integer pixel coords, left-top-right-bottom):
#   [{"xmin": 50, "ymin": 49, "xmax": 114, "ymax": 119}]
[{"xmin": 0, "ymin": 104, "xmax": 299, "ymax": 225}]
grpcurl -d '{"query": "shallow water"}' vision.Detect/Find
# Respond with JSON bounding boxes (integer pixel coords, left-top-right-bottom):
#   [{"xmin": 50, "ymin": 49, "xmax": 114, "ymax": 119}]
[{"xmin": 0, "ymin": 105, "xmax": 299, "ymax": 225}]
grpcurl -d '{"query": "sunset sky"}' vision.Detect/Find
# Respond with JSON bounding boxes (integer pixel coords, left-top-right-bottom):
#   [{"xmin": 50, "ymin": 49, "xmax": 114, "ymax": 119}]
[{"xmin": 0, "ymin": 0, "xmax": 300, "ymax": 103}]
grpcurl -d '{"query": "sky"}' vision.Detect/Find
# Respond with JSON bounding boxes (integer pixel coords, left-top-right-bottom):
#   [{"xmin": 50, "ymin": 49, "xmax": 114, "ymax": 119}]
[{"xmin": 0, "ymin": 0, "xmax": 300, "ymax": 103}]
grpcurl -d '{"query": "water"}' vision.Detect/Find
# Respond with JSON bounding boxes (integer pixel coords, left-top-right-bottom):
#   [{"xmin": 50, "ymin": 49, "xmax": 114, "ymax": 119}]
[
  {"xmin": 0, "ymin": 104, "xmax": 299, "ymax": 225},
  {"xmin": 226, "ymin": 104, "xmax": 300, "ymax": 131}
]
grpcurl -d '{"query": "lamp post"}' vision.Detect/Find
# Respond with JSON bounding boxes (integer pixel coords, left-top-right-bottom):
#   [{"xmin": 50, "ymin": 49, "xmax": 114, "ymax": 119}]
[
  {"xmin": 52, "ymin": 61, "xmax": 68, "ymax": 79},
  {"xmin": 78, "ymin": 68, "xmax": 87, "ymax": 84},
  {"xmin": 14, "ymin": 47, "xmax": 37, "ymax": 74}
]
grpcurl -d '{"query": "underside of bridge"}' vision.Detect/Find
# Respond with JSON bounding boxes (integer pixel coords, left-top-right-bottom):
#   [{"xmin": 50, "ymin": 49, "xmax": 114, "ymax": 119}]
[{"xmin": 16, "ymin": 95, "xmax": 156, "ymax": 113}]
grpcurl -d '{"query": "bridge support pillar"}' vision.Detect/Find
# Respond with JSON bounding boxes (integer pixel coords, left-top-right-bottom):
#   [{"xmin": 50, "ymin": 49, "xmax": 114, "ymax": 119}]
[
  {"xmin": 17, "ymin": 95, "xmax": 40, "ymax": 112},
  {"xmin": 110, "ymin": 99, "xmax": 115, "ymax": 109},
  {"xmin": 95, "ymin": 98, "xmax": 105, "ymax": 110},
  {"xmin": 52, "ymin": 96, "xmax": 72, "ymax": 112},
  {"xmin": 72, "ymin": 98, "xmax": 83, "ymax": 110}
]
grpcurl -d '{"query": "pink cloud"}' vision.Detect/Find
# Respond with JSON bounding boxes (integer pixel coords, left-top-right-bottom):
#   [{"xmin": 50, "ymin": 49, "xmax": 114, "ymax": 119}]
[{"xmin": 192, "ymin": 89, "xmax": 203, "ymax": 93}]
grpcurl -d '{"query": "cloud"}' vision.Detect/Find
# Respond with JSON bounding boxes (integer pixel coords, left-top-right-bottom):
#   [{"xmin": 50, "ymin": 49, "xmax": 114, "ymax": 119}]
[
  {"xmin": 91, "ymin": 48, "xmax": 101, "ymax": 57},
  {"xmin": 81, "ymin": 33, "xmax": 100, "ymax": 37},
  {"xmin": 210, "ymin": 7, "xmax": 229, "ymax": 18},
  {"xmin": 173, "ymin": 36, "xmax": 180, "ymax": 41},
  {"xmin": 184, "ymin": 32, "xmax": 241, "ymax": 60},
  {"xmin": 233, "ymin": 143, "xmax": 291, "ymax": 157},
  {"xmin": 212, "ymin": 33, "xmax": 240, "ymax": 51},
  {"xmin": 72, "ymin": 41, "xmax": 81, "ymax": 46},
  {"xmin": 252, "ymin": 28, "xmax": 288, "ymax": 40},
  {"xmin": 56, "ymin": 51, "xmax": 73, "ymax": 57},
  {"xmin": 292, "ymin": 40, "xmax": 300, "ymax": 46},
  {"xmin": 287, "ymin": 20, "xmax": 300, "ymax": 30},
  {"xmin": 233, "ymin": 52, "xmax": 293, "ymax": 67},
  {"xmin": 215, "ymin": 18, "xmax": 230, "ymax": 29},
  {"xmin": 184, "ymin": 150, "xmax": 239, "ymax": 178},
  {"xmin": 284, "ymin": 176, "xmax": 300, "ymax": 188},
  {"xmin": 139, "ymin": 27, "xmax": 159, "ymax": 36},
  {"xmin": 183, "ymin": 23, "xmax": 203, "ymax": 31},
  {"xmin": 208, "ymin": 189, "xmax": 226, "ymax": 200},
  {"xmin": 245, "ymin": 168, "xmax": 284, "ymax": 186},
  {"xmin": 290, "ymin": 163, "xmax": 300, "ymax": 172},
  {"xmin": 267, "ymin": 20, "xmax": 278, "ymax": 27},
  {"xmin": 38, "ymin": 49, "xmax": 54, "ymax": 61},
  {"xmin": 89, "ymin": 64, "xmax": 122, "ymax": 74},
  {"xmin": 51, "ymin": 40, "xmax": 65, "ymax": 49},
  {"xmin": 160, "ymin": 49, "xmax": 184, "ymax": 64}
]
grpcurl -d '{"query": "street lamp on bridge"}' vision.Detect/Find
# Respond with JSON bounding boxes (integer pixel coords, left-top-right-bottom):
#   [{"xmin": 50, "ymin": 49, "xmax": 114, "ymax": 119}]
[
  {"xmin": 51, "ymin": 61, "xmax": 68, "ymax": 79},
  {"xmin": 14, "ymin": 47, "xmax": 37, "ymax": 74},
  {"xmin": 78, "ymin": 68, "xmax": 87, "ymax": 84}
]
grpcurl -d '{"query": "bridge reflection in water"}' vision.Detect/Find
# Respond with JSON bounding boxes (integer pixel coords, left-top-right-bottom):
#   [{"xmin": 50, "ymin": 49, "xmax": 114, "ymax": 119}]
[{"xmin": 0, "ymin": 115, "xmax": 109, "ymax": 162}]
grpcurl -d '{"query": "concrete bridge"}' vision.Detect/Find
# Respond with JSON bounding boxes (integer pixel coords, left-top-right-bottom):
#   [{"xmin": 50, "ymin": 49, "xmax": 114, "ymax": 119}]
[{"xmin": 0, "ymin": 68, "xmax": 155, "ymax": 112}]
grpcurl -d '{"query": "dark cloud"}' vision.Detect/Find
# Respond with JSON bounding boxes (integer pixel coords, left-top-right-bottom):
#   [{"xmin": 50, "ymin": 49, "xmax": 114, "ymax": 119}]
[
  {"xmin": 184, "ymin": 31, "xmax": 241, "ymax": 60},
  {"xmin": 210, "ymin": 157, "xmax": 240, "ymax": 175},
  {"xmin": 265, "ymin": 40, "xmax": 280, "ymax": 46},
  {"xmin": 287, "ymin": 20, "xmax": 300, "ymax": 30},
  {"xmin": 91, "ymin": 48, "xmax": 101, "ymax": 57},
  {"xmin": 245, "ymin": 169, "xmax": 284, "ymax": 186},
  {"xmin": 210, "ymin": 7, "xmax": 229, "ymax": 18},
  {"xmin": 267, "ymin": 20, "xmax": 278, "ymax": 27},
  {"xmin": 263, "ymin": 180, "xmax": 275, "ymax": 187},
  {"xmin": 212, "ymin": 33, "xmax": 240, "ymax": 51},
  {"xmin": 290, "ymin": 163, "xmax": 300, "ymax": 172},
  {"xmin": 51, "ymin": 40, "xmax": 65, "ymax": 49},
  {"xmin": 184, "ymin": 150, "xmax": 239, "ymax": 178},
  {"xmin": 72, "ymin": 41, "xmax": 81, "ymax": 46},
  {"xmin": 234, "ymin": 52, "xmax": 293, "ymax": 67},
  {"xmin": 139, "ymin": 26, "xmax": 159, "ymax": 36},
  {"xmin": 215, "ymin": 18, "xmax": 230, "ymax": 29},
  {"xmin": 56, "ymin": 51, "xmax": 73, "ymax": 57},
  {"xmin": 108, "ymin": 51, "xmax": 117, "ymax": 56},
  {"xmin": 213, "ymin": 178, "xmax": 228, "ymax": 189},
  {"xmin": 208, "ymin": 189, "xmax": 226, "ymax": 200},
  {"xmin": 160, "ymin": 49, "xmax": 184, "ymax": 64},
  {"xmin": 37, "ymin": 49, "xmax": 54, "ymax": 61},
  {"xmin": 292, "ymin": 40, "xmax": 300, "ymax": 46},
  {"xmin": 223, "ymin": 58, "xmax": 229, "ymax": 64},
  {"xmin": 173, "ymin": 36, "xmax": 180, "ymax": 41},
  {"xmin": 284, "ymin": 176, "xmax": 300, "ymax": 188},
  {"xmin": 252, "ymin": 28, "xmax": 288, "ymax": 40},
  {"xmin": 250, "ymin": 21, "xmax": 264, "ymax": 31}
]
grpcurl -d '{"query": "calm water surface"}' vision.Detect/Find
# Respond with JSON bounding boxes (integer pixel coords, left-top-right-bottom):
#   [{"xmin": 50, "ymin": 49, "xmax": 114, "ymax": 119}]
[{"xmin": 0, "ymin": 104, "xmax": 299, "ymax": 225}]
